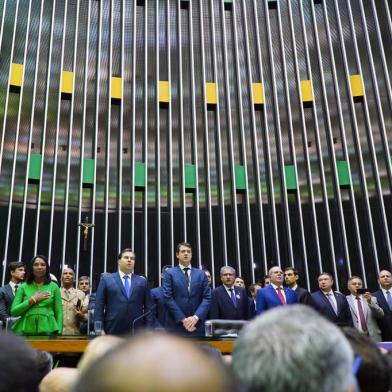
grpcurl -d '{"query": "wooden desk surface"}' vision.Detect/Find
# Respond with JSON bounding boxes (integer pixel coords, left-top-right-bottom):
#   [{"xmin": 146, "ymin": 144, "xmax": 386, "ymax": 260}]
[{"xmin": 26, "ymin": 337, "xmax": 235, "ymax": 354}]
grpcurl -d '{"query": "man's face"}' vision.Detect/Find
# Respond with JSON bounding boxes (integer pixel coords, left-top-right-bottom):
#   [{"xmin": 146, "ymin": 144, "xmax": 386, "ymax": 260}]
[
  {"xmin": 234, "ymin": 277, "xmax": 245, "ymax": 288},
  {"xmin": 220, "ymin": 269, "xmax": 235, "ymax": 287},
  {"xmin": 78, "ymin": 279, "xmax": 90, "ymax": 294},
  {"xmin": 176, "ymin": 245, "xmax": 192, "ymax": 266},
  {"xmin": 61, "ymin": 269, "xmax": 75, "ymax": 286},
  {"xmin": 284, "ymin": 269, "xmax": 298, "ymax": 287},
  {"xmin": 269, "ymin": 267, "xmax": 284, "ymax": 286},
  {"xmin": 10, "ymin": 266, "xmax": 25, "ymax": 283},
  {"xmin": 318, "ymin": 274, "xmax": 333, "ymax": 292},
  {"xmin": 264, "ymin": 278, "xmax": 270, "ymax": 286},
  {"xmin": 347, "ymin": 278, "xmax": 362, "ymax": 295},
  {"xmin": 251, "ymin": 284, "xmax": 262, "ymax": 299},
  {"xmin": 118, "ymin": 251, "xmax": 136, "ymax": 274},
  {"xmin": 378, "ymin": 270, "xmax": 392, "ymax": 290},
  {"xmin": 205, "ymin": 271, "xmax": 212, "ymax": 286}
]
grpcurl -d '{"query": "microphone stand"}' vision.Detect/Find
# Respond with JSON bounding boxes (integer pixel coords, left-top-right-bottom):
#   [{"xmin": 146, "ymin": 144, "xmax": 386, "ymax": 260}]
[{"xmin": 131, "ymin": 304, "xmax": 156, "ymax": 336}]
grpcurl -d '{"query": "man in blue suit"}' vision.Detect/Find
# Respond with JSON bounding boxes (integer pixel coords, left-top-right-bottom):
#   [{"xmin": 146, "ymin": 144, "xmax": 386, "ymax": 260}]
[
  {"xmin": 311, "ymin": 272, "xmax": 353, "ymax": 327},
  {"xmin": 163, "ymin": 242, "xmax": 211, "ymax": 336},
  {"xmin": 256, "ymin": 266, "xmax": 298, "ymax": 315},
  {"xmin": 94, "ymin": 249, "xmax": 153, "ymax": 335},
  {"xmin": 210, "ymin": 266, "xmax": 250, "ymax": 320},
  {"xmin": 151, "ymin": 265, "xmax": 171, "ymax": 329},
  {"xmin": 373, "ymin": 269, "xmax": 392, "ymax": 341}
]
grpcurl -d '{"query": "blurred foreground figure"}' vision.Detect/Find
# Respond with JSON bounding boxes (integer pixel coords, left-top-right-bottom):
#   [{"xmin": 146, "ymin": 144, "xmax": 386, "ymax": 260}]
[
  {"xmin": 0, "ymin": 332, "xmax": 40, "ymax": 392},
  {"xmin": 233, "ymin": 305, "xmax": 355, "ymax": 392},
  {"xmin": 39, "ymin": 367, "xmax": 78, "ymax": 392},
  {"xmin": 73, "ymin": 333, "xmax": 231, "ymax": 392}
]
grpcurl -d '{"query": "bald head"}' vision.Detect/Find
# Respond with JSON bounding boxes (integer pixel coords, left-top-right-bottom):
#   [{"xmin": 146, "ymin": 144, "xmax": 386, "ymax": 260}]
[
  {"xmin": 39, "ymin": 368, "xmax": 78, "ymax": 392},
  {"xmin": 73, "ymin": 333, "xmax": 230, "ymax": 392}
]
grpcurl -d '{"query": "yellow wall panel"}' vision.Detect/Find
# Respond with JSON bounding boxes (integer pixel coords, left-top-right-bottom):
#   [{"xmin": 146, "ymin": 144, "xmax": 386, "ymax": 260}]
[
  {"xmin": 206, "ymin": 82, "xmax": 217, "ymax": 104},
  {"xmin": 111, "ymin": 76, "xmax": 122, "ymax": 99},
  {"xmin": 300, "ymin": 80, "xmax": 313, "ymax": 103},
  {"xmin": 61, "ymin": 71, "xmax": 74, "ymax": 94},
  {"xmin": 252, "ymin": 82, "xmax": 264, "ymax": 105},
  {"xmin": 159, "ymin": 81, "xmax": 170, "ymax": 103},
  {"xmin": 350, "ymin": 74, "xmax": 364, "ymax": 98},
  {"xmin": 10, "ymin": 63, "xmax": 23, "ymax": 87}
]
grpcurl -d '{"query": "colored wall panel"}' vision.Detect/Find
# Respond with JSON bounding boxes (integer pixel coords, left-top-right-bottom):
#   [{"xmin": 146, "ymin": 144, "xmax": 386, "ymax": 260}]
[
  {"xmin": 61, "ymin": 71, "xmax": 74, "ymax": 95},
  {"xmin": 337, "ymin": 160, "xmax": 350, "ymax": 186},
  {"xmin": 350, "ymin": 74, "xmax": 364, "ymax": 98},
  {"xmin": 159, "ymin": 81, "xmax": 170, "ymax": 103},
  {"xmin": 300, "ymin": 80, "xmax": 313, "ymax": 103},
  {"xmin": 235, "ymin": 165, "xmax": 246, "ymax": 190},
  {"xmin": 83, "ymin": 159, "xmax": 95, "ymax": 185},
  {"xmin": 185, "ymin": 164, "xmax": 197, "ymax": 189},
  {"xmin": 134, "ymin": 162, "xmax": 146, "ymax": 188},
  {"xmin": 206, "ymin": 82, "xmax": 217, "ymax": 105},
  {"xmin": 29, "ymin": 154, "xmax": 42, "ymax": 181},
  {"xmin": 111, "ymin": 76, "xmax": 122, "ymax": 100},
  {"xmin": 284, "ymin": 165, "xmax": 297, "ymax": 190},
  {"xmin": 252, "ymin": 82, "xmax": 264, "ymax": 105},
  {"xmin": 10, "ymin": 63, "xmax": 23, "ymax": 87}
]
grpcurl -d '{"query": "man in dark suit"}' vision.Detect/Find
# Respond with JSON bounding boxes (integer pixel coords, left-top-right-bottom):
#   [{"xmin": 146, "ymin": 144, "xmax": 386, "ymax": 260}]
[
  {"xmin": 151, "ymin": 265, "xmax": 171, "ymax": 329},
  {"xmin": 311, "ymin": 272, "xmax": 353, "ymax": 327},
  {"xmin": 248, "ymin": 283, "xmax": 262, "ymax": 318},
  {"xmin": 163, "ymin": 242, "xmax": 211, "ymax": 336},
  {"xmin": 210, "ymin": 266, "xmax": 250, "ymax": 320},
  {"xmin": 94, "ymin": 248, "xmax": 153, "ymax": 335},
  {"xmin": 256, "ymin": 266, "xmax": 298, "ymax": 315},
  {"xmin": 0, "ymin": 261, "xmax": 25, "ymax": 326},
  {"xmin": 373, "ymin": 269, "xmax": 392, "ymax": 341},
  {"xmin": 284, "ymin": 267, "xmax": 315, "ymax": 307}
]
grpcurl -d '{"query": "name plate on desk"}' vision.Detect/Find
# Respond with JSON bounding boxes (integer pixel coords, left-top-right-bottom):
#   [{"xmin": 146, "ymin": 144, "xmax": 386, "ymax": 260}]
[{"xmin": 204, "ymin": 319, "xmax": 248, "ymax": 338}]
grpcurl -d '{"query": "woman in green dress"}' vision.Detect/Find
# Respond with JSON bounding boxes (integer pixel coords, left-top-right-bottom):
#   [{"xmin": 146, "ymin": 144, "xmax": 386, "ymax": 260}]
[{"xmin": 11, "ymin": 255, "xmax": 63, "ymax": 335}]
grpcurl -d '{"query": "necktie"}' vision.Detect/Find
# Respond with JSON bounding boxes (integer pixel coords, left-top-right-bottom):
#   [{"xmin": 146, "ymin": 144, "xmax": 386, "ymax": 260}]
[
  {"xmin": 14, "ymin": 285, "xmax": 18, "ymax": 295},
  {"xmin": 276, "ymin": 287, "xmax": 286, "ymax": 305},
  {"xmin": 356, "ymin": 296, "xmax": 368, "ymax": 332},
  {"xmin": 326, "ymin": 293, "xmax": 337, "ymax": 314},
  {"xmin": 229, "ymin": 288, "xmax": 237, "ymax": 307},
  {"xmin": 183, "ymin": 268, "xmax": 190, "ymax": 282},
  {"xmin": 123, "ymin": 275, "xmax": 130, "ymax": 298},
  {"xmin": 386, "ymin": 291, "xmax": 392, "ymax": 311}
]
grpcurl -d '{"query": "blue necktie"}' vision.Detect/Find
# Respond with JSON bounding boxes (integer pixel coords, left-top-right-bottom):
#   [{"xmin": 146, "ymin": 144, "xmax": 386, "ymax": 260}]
[
  {"xmin": 386, "ymin": 291, "xmax": 392, "ymax": 311},
  {"xmin": 123, "ymin": 275, "xmax": 130, "ymax": 298},
  {"xmin": 229, "ymin": 288, "xmax": 237, "ymax": 307}
]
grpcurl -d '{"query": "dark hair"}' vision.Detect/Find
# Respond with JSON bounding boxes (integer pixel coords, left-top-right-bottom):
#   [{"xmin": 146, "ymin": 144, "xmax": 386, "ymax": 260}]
[
  {"xmin": 7, "ymin": 261, "xmax": 25, "ymax": 279},
  {"xmin": 26, "ymin": 255, "xmax": 51, "ymax": 284},
  {"xmin": 284, "ymin": 267, "xmax": 298, "ymax": 275},
  {"xmin": 347, "ymin": 275, "xmax": 362, "ymax": 283},
  {"xmin": 318, "ymin": 272, "xmax": 334, "ymax": 280},
  {"xmin": 78, "ymin": 275, "xmax": 90, "ymax": 282},
  {"xmin": 249, "ymin": 283, "xmax": 262, "ymax": 294},
  {"xmin": 342, "ymin": 327, "xmax": 390, "ymax": 392},
  {"xmin": 176, "ymin": 242, "xmax": 192, "ymax": 253},
  {"xmin": 0, "ymin": 333, "xmax": 40, "ymax": 391},
  {"xmin": 117, "ymin": 248, "xmax": 134, "ymax": 260}
]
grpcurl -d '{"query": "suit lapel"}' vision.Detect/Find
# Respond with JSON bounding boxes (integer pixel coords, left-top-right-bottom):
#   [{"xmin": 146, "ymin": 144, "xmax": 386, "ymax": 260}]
[
  {"xmin": 5, "ymin": 284, "xmax": 14, "ymax": 301},
  {"xmin": 334, "ymin": 293, "xmax": 341, "ymax": 315},
  {"xmin": 320, "ymin": 292, "xmax": 336, "ymax": 315},
  {"xmin": 376, "ymin": 291, "xmax": 389, "ymax": 313},
  {"xmin": 128, "ymin": 274, "xmax": 136, "ymax": 299},
  {"xmin": 177, "ymin": 266, "xmax": 190, "ymax": 292},
  {"xmin": 113, "ymin": 272, "xmax": 128, "ymax": 299}
]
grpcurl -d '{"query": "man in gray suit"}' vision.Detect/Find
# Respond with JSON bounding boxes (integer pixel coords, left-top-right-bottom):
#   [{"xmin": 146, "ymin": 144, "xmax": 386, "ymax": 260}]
[{"xmin": 346, "ymin": 276, "xmax": 383, "ymax": 342}]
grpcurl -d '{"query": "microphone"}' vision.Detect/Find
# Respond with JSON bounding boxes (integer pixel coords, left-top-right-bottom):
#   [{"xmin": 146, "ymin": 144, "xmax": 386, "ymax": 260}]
[{"xmin": 131, "ymin": 304, "xmax": 156, "ymax": 335}]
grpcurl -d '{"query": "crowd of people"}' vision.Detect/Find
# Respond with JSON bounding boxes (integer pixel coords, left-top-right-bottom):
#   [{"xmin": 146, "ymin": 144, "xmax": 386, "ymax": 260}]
[{"xmin": 2, "ymin": 242, "xmax": 392, "ymax": 390}]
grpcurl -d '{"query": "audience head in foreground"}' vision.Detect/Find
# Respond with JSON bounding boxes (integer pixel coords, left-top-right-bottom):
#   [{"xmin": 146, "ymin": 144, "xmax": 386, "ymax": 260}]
[
  {"xmin": 0, "ymin": 332, "xmax": 40, "ymax": 392},
  {"xmin": 233, "ymin": 305, "xmax": 355, "ymax": 392},
  {"xmin": 39, "ymin": 367, "xmax": 78, "ymax": 392},
  {"xmin": 73, "ymin": 332, "xmax": 230, "ymax": 392}
]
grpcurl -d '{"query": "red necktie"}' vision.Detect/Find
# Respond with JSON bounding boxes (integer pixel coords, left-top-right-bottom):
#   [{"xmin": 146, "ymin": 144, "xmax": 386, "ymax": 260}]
[
  {"xmin": 356, "ymin": 296, "xmax": 368, "ymax": 333},
  {"xmin": 276, "ymin": 287, "xmax": 286, "ymax": 304}
]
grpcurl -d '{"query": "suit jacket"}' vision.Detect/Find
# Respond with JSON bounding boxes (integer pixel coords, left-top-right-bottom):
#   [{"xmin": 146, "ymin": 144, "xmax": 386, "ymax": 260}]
[
  {"xmin": 373, "ymin": 289, "xmax": 392, "ymax": 341},
  {"xmin": 0, "ymin": 283, "xmax": 14, "ymax": 324},
  {"xmin": 163, "ymin": 266, "xmax": 211, "ymax": 336},
  {"xmin": 151, "ymin": 286, "xmax": 167, "ymax": 329},
  {"xmin": 256, "ymin": 284, "xmax": 298, "ymax": 315},
  {"xmin": 295, "ymin": 286, "xmax": 316, "ymax": 307},
  {"xmin": 210, "ymin": 285, "xmax": 250, "ymax": 320},
  {"xmin": 11, "ymin": 282, "xmax": 63, "ymax": 335},
  {"xmin": 248, "ymin": 297, "xmax": 256, "ymax": 319},
  {"xmin": 346, "ymin": 295, "xmax": 383, "ymax": 341},
  {"xmin": 94, "ymin": 272, "xmax": 153, "ymax": 335},
  {"xmin": 311, "ymin": 290, "xmax": 353, "ymax": 327}
]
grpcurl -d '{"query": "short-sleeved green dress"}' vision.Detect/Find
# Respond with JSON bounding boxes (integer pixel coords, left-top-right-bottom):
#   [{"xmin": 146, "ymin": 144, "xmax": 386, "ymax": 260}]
[{"xmin": 11, "ymin": 281, "xmax": 63, "ymax": 335}]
